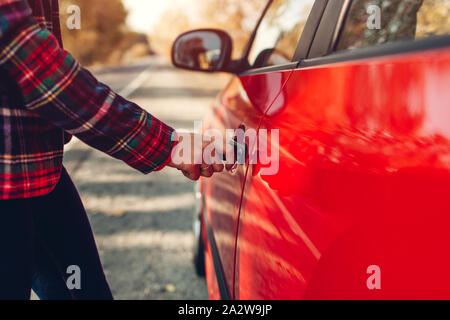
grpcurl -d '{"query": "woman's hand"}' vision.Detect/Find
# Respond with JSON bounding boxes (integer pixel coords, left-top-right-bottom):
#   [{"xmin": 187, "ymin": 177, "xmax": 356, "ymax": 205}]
[{"xmin": 168, "ymin": 133, "xmax": 225, "ymax": 181}]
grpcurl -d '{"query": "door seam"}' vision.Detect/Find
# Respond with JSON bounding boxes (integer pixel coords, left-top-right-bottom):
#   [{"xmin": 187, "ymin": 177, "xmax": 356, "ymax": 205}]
[{"xmin": 231, "ymin": 70, "xmax": 294, "ymax": 299}]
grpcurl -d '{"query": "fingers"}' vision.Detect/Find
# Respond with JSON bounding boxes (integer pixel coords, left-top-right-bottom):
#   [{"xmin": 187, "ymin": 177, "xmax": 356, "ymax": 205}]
[
  {"xmin": 184, "ymin": 164, "xmax": 222, "ymax": 180},
  {"xmin": 223, "ymin": 140, "xmax": 236, "ymax": 172},
  {"xmin": 182, "ymin": 164, "xmax": 218, "ymax": 181},
  {"xmin": 207, "ymin": 139, "xmax": 225, "ymax": 173},
  {"xmin": 170, "ymin": 132, "xmax": 229, "ymax": 180},
  {"xmin": 207, "ymin": 148, "xmax": 224, "ymax": 173},
  {"xmin": 181, "ymin": 162, "xmax": 222, "ymax": 180},
  {"xmin": 200, "ymin": 165, "xmax": 214, "ymax": 178},
  {"xmin": 182, "ymin": 165, "xmax": 200, "ymax": 181},
  {"xmin": 211, "ymin": 162, "xmax": 224, "ymax": 173},
  {"xmin": 225, "ymin": 163, "xmax": 236, "ymax": 172}
]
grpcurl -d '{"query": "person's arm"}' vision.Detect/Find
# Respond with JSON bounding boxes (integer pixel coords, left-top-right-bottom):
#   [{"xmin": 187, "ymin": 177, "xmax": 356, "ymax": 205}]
[{"xmin": 0, "ymin": 0, "xmax": 174, "ymax": 173}]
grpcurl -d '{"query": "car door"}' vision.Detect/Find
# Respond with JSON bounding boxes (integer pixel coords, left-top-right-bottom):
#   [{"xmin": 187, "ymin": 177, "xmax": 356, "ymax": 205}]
[
  {"xmin": 205, "ymin": 0, "xmax": 322, "ymax": 299},
  {"xmin": 235, "ymin": 0, "xmax": 450, "ymax": 299},
  {"xmin": 201, "ymin": 0, "xmax": 301, "ymax": 300},
  {"xmin": 202, "ymin": 71, "xmax": 290, "ymax": 300}
]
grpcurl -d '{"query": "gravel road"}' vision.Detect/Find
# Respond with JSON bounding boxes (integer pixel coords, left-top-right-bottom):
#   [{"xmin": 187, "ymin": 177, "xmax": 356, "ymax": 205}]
[{"xmin": 61, "ymin": 56, "xmax": 230, "ymax": 300}]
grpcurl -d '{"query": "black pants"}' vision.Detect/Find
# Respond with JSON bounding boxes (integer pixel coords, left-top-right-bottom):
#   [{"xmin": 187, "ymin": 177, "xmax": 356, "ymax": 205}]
[{"xmin": 0, "ymin": 167, "xmax": 113, "ymax": 300}]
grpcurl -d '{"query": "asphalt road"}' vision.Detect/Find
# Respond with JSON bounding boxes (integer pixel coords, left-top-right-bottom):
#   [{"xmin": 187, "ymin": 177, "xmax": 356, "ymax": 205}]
[{"xmin": 61, "ymin": 56, "xmax": 230, "ymax": 300}]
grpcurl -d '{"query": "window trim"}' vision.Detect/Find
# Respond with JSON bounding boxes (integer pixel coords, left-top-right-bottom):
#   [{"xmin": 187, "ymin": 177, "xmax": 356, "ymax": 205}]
[
  {"xmin": 238, "ymin": 62, "xmax": 298, "ymax": 76},
  {"xmin": 238, "ymin": 0, "xmax": 328, "ymax": 76},
  {"xmin": 301, "ymin": 35, "xmax": 450, "ymax": 68},
  {"xmin": 240, "ymin": 0, "xmax": 273, "ymax": 62},
  {"xmin": 307, "ymin": 0, "xmax": 352, "ymax": 59},
  {"xmin": 292, "ymin": 0, "xmax": 329, "ymax": 61},
  {"xmin": 301, "ymin": 0, "xmax": 450, "ymax": 69},
  {"xmin": 240, "ymin": 0, "xmax": 450, "ymax": 75}
]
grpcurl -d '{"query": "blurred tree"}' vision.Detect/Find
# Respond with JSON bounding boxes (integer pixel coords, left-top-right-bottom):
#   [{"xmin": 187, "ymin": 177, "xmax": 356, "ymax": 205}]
[
  {"xmin": 416, "ymin": 0, "xmax": 450, "ymax": 37},
  {"xmin": 151, "ymin": 9, "xmax": 191, "ymax": 58},
  {"xmin": 152, "ymin": 0, "xmax": 265, "ymax": 59},
  {"xmin": 197, "ymin": 0, "xmax": 264, "ymax": 58},
  {"xmin": 60, "ymin": 0, "xmax": 151, "ymax": 66},
  {"xmin": 337, "ymin": 0, "xmax": 450, "ymax": 50}
]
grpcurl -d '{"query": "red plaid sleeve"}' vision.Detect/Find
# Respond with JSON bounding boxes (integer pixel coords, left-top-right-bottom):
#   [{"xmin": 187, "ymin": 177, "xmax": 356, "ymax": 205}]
[{"xmin": 0, "ymin": 0, "xmax": 176, "ymax": 173}]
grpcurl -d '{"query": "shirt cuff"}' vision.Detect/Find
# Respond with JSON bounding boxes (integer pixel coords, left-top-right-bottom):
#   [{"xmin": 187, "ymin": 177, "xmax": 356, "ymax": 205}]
[
  {"xmin": 153, "ymin": 130, "xmax": 178, "ymax": 172},
  {"xmin": 118, "ymin": 114, "xmax": 177, "ymax": 175}
]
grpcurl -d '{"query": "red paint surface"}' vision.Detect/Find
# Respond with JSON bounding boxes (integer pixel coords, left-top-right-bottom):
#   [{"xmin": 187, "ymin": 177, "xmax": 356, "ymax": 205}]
[
  {"xmin": 202, "ymin": 71, "xmax": 291, "ymax": 298},
  {"xmin": 204, "ymin": 48, "xmax": 450, "ymax": 299}
]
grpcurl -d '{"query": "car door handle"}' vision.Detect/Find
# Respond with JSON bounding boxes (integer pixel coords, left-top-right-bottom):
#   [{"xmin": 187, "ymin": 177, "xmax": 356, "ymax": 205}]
[
  {"xmin": 223, "ymin": 138, "xmax": 248, "ymax": 165},
  {"xmin": 220, "ymin": 124, "xmax": 248, "ymax": 168}
]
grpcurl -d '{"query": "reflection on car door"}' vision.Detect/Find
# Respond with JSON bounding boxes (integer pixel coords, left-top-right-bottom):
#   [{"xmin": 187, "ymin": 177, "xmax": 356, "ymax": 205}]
[
  {"xmin": 202, "ymin": 70, "xmax": 290, "ymax": 299},
  {"xmin": 235, "ymin": 0, "xmax": 450, "ymax": 299},
  {"xmin": 203, "ymin": 0, "xmax": 317, "ymax": 300}
]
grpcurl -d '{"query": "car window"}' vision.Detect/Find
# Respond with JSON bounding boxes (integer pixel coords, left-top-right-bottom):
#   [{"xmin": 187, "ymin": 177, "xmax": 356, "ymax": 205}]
[
  {"xmin": 248, "ymin": 0, "xmax": 315, "ymax": 68},
  {"xmin": 337, "ymin": 0, "xmax": 450, "ymax": 51}
]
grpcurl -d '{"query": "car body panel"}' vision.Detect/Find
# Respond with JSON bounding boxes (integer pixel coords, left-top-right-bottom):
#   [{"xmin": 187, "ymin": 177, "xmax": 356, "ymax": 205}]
[
  {"xmin": 234, "ymin": 48, "xmax": 450, "ymax": 299},
  {"xmin": 203, "ymin": 215, "xmax": 221, "ymax": 300},
  {"xmin": 202, "ymin": 71, "xmax": 292, "ymax": 298}
]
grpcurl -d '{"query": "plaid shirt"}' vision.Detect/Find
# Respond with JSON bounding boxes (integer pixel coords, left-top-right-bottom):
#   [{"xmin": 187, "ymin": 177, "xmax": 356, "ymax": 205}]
[{"xmin": 0, "ymin": 0, "xmax": 176, "ymax": 200}]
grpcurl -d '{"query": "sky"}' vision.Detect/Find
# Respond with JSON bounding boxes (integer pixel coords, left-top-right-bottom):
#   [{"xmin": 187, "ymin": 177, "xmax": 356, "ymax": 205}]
[{"xmin": 123, "ymin": 0, "xmax": 192, "ymax": 33}]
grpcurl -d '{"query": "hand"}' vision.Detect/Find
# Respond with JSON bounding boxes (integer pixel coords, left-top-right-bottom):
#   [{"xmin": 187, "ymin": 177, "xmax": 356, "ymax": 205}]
[{"xmin": 168, "ymin": 133, "xmax": 224, "ymax": 181}]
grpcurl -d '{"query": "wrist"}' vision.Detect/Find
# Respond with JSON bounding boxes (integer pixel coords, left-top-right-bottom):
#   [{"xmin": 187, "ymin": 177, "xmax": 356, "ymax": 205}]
[{"xmin": 154, "ymin": 130, "xmax": 179, "ymax": 171}]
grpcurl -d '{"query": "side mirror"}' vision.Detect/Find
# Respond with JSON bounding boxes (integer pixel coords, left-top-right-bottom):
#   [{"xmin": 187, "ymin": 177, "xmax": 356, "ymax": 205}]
[{"xmin": 171, "ymin": 29, "xmax": 232, "ymax": 72}]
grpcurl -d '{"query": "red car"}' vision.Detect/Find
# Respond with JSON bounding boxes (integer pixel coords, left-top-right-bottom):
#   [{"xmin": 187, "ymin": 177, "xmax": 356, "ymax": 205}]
[{"xmin": 172, "ymin": 0, "xmax": 450, "ymax": 299}]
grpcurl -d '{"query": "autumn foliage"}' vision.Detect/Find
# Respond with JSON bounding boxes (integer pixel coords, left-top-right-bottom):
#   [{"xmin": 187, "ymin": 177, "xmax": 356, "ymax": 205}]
[
  {"xmin": 59, "ymin": 0, "xmax": 151, "ymax": 66},
  {"xmin": 152, "ymin": 0, "xmax": 265, "ymax": 59}
]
